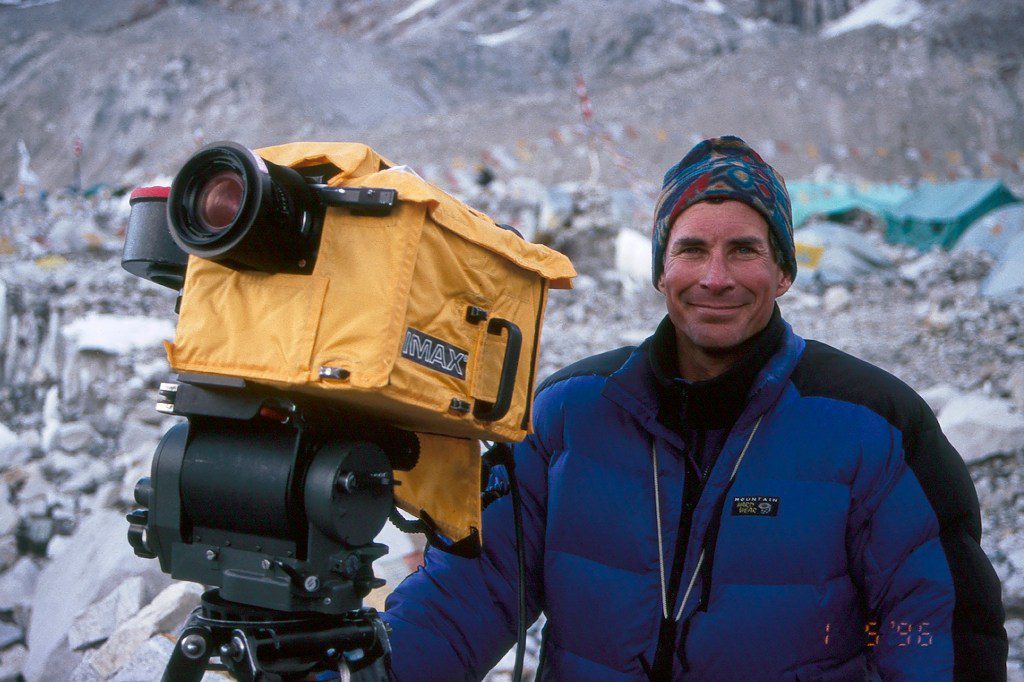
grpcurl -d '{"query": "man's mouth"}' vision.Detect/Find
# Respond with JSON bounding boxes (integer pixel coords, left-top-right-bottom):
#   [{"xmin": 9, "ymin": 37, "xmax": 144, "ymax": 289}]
[{"xmin": 688, "ymin": 302, "xmax": 746, "ymax": 310}]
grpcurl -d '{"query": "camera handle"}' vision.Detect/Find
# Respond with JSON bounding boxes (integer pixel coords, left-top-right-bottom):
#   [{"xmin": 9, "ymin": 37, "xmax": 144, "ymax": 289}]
[{"xmin": 473, "ymin": 318, "xmax": 522, "ymax": 422}]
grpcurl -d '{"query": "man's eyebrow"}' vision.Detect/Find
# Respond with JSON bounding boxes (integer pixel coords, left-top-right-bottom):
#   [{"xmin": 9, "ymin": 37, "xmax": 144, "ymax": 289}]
[
  {"xmin": 669, "ymin": 235, "xmax": 767, "ymax": 250},
  {"xmin": 728, "ymin": 236, "xmax": 768, "ymax": 247},
  {"xmin": 669, "ymin": 236, "xmax": 706, "ymax": 250}
]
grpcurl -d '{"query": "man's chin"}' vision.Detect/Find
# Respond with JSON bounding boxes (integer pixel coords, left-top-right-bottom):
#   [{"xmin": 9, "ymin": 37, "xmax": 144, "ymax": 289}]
[{"xmin": 688, "ymin": 328, "xmax": 750, "ymax": 355}]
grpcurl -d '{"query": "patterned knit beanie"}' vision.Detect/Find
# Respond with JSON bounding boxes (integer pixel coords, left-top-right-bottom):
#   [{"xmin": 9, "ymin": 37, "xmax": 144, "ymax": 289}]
[{"xmin": 651, "ymin": 135, "xmax": 795, "ymax": 287}]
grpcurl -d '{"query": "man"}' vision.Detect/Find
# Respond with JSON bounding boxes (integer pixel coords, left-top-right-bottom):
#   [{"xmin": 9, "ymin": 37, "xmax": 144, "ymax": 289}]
[{"xmin": 383, "ymin": 136, "xmax": 1007, "ymax": 680}]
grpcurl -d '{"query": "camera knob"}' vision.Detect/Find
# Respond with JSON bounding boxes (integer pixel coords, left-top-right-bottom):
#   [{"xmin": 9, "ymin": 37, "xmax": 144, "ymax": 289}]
[{"xmin": 134, "ymin": 477, "xmax": 153, "ymax": 507}]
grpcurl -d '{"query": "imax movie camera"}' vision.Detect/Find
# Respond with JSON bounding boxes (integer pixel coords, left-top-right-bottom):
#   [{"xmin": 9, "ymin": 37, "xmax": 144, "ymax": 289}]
[{"xmin": 121, "ymin": 141, "xmax": 574, "ymax": 681}]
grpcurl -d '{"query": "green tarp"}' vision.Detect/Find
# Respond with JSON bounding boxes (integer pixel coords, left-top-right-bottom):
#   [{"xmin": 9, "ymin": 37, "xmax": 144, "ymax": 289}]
[
  {"xmin": 789, "ymin": 181, "xmax": 910, "ymax": 228},
  {"xmin": 883, "ymin": 179, "xmax": 1019, "ymax": 250}
]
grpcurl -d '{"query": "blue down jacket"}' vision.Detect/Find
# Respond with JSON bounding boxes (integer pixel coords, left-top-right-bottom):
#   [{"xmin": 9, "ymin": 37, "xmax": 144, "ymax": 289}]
[{"xmin": 383, "ymin": 318, "xmax": 1006, "ymax": 680}]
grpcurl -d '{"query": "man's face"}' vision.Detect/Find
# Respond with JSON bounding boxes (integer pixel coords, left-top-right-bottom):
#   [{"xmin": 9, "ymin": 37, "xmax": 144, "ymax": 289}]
[{"xmin": 657, "ymin": 200, "xmax": 792, "ymax": 357}]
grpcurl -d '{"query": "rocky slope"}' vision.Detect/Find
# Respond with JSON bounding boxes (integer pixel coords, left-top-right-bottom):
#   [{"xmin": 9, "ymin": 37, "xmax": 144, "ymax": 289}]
[{"xmin": 2, "ymin": 0, "xmax": 1022, "ymax": 191}]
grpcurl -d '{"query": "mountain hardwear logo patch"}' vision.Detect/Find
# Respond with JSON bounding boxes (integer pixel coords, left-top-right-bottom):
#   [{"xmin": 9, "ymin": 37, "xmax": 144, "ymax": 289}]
[
  {"xmin": 731, "ymin": 496, "xmax": 780, "ymax": 516},
  {"xmin": 401, "ymin": 328, "xmax": 469, "ymax": 380}
]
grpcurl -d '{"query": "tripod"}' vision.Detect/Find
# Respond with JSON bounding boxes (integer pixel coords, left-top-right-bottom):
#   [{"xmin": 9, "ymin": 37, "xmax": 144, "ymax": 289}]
[{"xmin": 163, "ymin": 590, "xmax": 390, "ymax": 682}]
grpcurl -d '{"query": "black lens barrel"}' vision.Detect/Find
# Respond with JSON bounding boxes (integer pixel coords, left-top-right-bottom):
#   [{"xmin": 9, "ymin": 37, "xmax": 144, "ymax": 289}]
[{"xmin": 168, "ymin": 142, "xmax": 322, "ymax": 274}]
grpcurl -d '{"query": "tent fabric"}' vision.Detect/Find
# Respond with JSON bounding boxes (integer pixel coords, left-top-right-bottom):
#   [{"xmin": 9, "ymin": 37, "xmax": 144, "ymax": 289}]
[
  {"xmin": 884, "ymin": 180, "xmax": 1019, "ymax": 250},
  {"xmin": 788, "ymin": 180, "xmax": 910, "ymax": 228},
  {"xmin": 166, "ymin": 141, "xmax": 576, "ymax": 443},
  {"xmin": 953, "ymin": 203, "xmax": 1024, "ymax": 257}
]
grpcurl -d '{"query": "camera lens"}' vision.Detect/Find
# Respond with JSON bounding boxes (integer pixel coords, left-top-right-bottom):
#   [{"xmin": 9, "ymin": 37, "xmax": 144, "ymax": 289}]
[
  {"xmin": 196, "ymin": 170, "xmax": 244, "ymax": 233},
  {"xmin": 167, "ymin": 142, "xmax": 323, "ymax": 273}
]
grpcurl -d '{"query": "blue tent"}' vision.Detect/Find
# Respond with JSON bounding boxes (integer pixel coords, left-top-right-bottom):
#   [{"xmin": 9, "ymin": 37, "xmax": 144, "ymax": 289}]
[
  {"xmin": 981, "ymin": 230, "xmax": 1024, "ymax": 299},
  {"xmin": 953, "ymin": 204, "xmax": 1024, "ymax": 258}
]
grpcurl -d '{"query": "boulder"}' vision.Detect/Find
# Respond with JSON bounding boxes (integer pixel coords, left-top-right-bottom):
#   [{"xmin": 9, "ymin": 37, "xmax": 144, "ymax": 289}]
[
  {"xmin": 938, "ymin": 394, "xmax": 1024, "ymax": 464},
  {"xmin": 89, "ymin": 632, "xmax": 230, "ymax": 682},
  {"xmin": 1010, "ymin": 365, "xmax": 1024, "ymax": 413},
  {"xmin": 0, "ymin": 537, "xmax": 19, "ymax": 573},
  {"xmin": 0, "ymin": 557, "xmax": 40, "ymax": 615},
  {"xmin": 22, "ymin": 510, "xmax": 168, "ymax": 682},
  {"xmin": 822, "ymin": 286, "xmax": 852, "ymax": 313},
  {"xmin": 51, "ymin": 422, "xmax": 100, "ymax": 454},
  {"xmin": 918, "ymin": 383, "xmax": 961, "ymax": 416},
  {"xmin": 0, "ymin": 484, "xmax": 18, "ymax": 536},
  {"xmin": 59, "ymin": 459, "xmax": 115, "ymax": 495},
  {"xmin": 0, "ymin": 423, "xmax": 29, "ymax": 469},
  {"xmin": 0, "ymin": 622, "xmax": 23, "ymax": 650},
  {"xmin": 68, "ymin": 576, "xmax": 145, "ymax": 651},
  {"xmin": 87, "ymin": 581, "xmax": 202, "ymax": 679},
  {"xmin": 115, "ymin": 421, "xmax": 161, "ymax": 455},
  {"xmin": 0, "ymin": 644, "xmax": 28, "ymax": 682}
]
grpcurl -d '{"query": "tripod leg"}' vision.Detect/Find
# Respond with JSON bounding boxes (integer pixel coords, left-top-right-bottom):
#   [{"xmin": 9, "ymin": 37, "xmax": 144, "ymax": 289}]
[{"xmin": 162, "ymin": 626, "xmax": 214, "ymax": 682}]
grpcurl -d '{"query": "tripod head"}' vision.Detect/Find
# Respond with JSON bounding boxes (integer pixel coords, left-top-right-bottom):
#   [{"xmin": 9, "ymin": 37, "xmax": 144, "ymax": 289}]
[{"xmin": 128, "ymin": 372, "xmax": 418, "ymax": 614}]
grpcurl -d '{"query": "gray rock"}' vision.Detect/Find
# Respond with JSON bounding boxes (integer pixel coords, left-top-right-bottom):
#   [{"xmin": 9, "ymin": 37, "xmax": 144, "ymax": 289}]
[
  {"xmin": 104, "ymin": 634, "xmax": 172, "ymax": 682},
  {"xmin": 45, "ymin": 533, "xmax": 74, "ymax": 560},
  {"xmin": 0, "ymin": 644, "xmax": 27, "ymax": 682},
  {"xmin": 68, "ymin": 576, "xmax": 145, "ymax": 651},
  {"xmin": 42, "ymin": 451, "xmax": 81, "ymax": 480},
  {"xmin": 89, "ymin": 581, "xmax": 203, "ymax": 679},
  {"xmin": 116, "ymin": 422, "xmax": 161, "ymax": 456},
  {"xmin": 59, "ymin": 459, "xmax": 115, "ymax": 495},
  {"xmin": 938, "ymin": 394, "xmax": 1024, "ymax": 464},
  {"xmin": 39, "ymin": 388, "xmax": 60, "ymax": 453},
  {"xmin": 1010, "ymin": 365, "xmax": 1024, "ymax": 414},
  {"xmin": 16, "ymin": 515, "xmax": 56, "ymax": 556},
  {"xmin": 16, "ymin": 462, "xmax": 52, "ymax": 502},
  {"xmin": 918, "ymin": 383, "xmax": 961, "ymax": 416},
  {"xmin": 52, "ymin": 422, "xmax": 100, "ymax": 454},
  {"xmin": 0, "ymin": 423, "xmax": 30, "ymax": 469},
  {"xmin": 0, "ymin": 557, "xmax": 40, "ymax": 613},
  {"xmin": 86, "ymin": 633, "xmax": 230, "ymax": 682},
  {"xmin": 822, "ymin": 285, "xmax": 852, "ymax": 313},
  {"xmin": 0, "ymin": 537, "xmax": 19, "ymax": 573},
  {"xmin": 0, "ymin": 484, "xmax": 18, "ymax": 536},
  {"xmin": 0, "ymin": 622, "xmax": 22, "ymax": 649},
  {"xmin": 68, "ymin": 651, "xmax": 102, "ymax": 682},
  {"xmin": 22, "ymin": 510, "xmax": 165, "ymax": 682}
]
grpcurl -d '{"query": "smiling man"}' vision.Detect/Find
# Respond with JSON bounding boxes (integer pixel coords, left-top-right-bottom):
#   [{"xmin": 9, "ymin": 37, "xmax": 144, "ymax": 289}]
[{"xmin": 383, "ymin": 137, "xmax": 1007, "ymax": 680}]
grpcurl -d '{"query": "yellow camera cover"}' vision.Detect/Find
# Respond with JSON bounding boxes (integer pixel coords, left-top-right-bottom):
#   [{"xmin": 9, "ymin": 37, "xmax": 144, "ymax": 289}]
[{"xmin": 166, "ymin": 142, "xmax": 576, "ymax": 443}]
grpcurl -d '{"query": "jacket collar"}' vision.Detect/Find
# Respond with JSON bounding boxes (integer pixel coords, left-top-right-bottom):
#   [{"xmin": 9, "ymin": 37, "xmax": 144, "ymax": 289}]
[
  {"xmin": 648, "ymin": 305, "xmax": 786, "ymax": 431},
  {"xmin": 602, "ymin": 306, "xmax": 805, "ymax": 443}
]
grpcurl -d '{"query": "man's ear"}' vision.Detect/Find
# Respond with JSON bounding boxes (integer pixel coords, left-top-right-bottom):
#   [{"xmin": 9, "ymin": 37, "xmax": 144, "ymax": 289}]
[
  {"xmin": 656, "ymin": 272, "xmax": 666, "ymax": 295},
  {"xmin": 775, "ymin": 270, "xmax": 793, "ymax": 298}
]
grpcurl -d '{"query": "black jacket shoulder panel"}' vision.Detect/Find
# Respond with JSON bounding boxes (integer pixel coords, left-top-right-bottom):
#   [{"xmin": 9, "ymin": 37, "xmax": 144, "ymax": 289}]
[
  {"xmin": 790, "ymin": 340, "xmax": 935, "ymax": 433},
  {"xmin": 535, "ymin": 345, "xmax": 636, "ymax": 397},
  {"xmin": 793, "ymin": 343, "xmax": 1006, "ymax": 676}
]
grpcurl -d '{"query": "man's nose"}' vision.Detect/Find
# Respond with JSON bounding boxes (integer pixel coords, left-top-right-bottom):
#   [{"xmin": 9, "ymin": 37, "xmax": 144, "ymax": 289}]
[{"xmin": 700, "ymin": 251, "xmax": 734, "ymax": 292}]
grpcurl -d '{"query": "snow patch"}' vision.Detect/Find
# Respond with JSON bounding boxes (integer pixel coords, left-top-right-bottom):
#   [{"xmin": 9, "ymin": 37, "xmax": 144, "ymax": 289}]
[
  {"xmin": 476, "ymin": 24, "xmax": 530, "ymax": 47},
  {"xmin": 823, "ymin": 0, "xmax": 922, "ymax": 37},
  {"xmin": 62, "ymin": 314, "xmax": 174, "ymax": 355},
  {"xmin": 393, "ymin": 0, "xmax": 440, "ymax": 24},
  {"xmin": 697, "ymin": 0, "xmax": 726, "ymax": 15}
]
